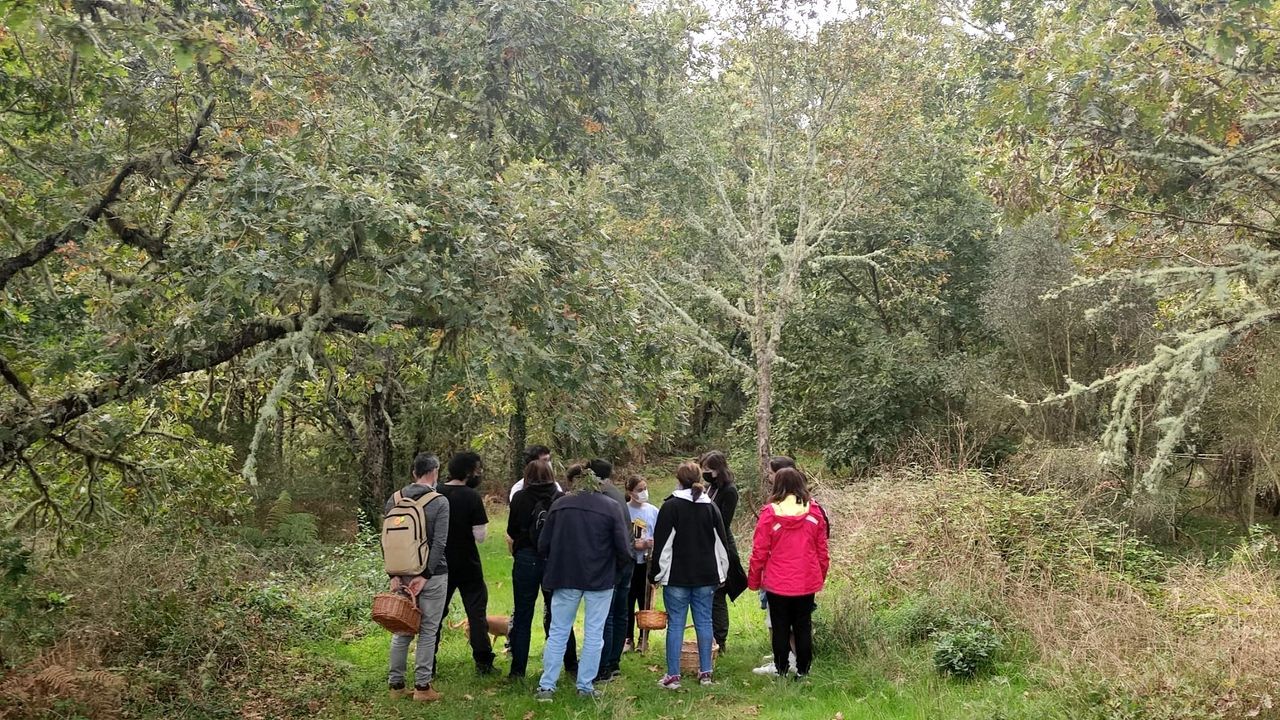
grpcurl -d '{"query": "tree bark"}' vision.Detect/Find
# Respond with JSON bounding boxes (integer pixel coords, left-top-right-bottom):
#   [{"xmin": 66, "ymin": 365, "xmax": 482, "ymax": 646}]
[
  {"xmin": 754, "ymin": 344, "xmax": 774, "ymax": 487},
  {"xmin": 509, "ymin": 386, "xmax": 528, "ymax": 489},
  {"xmin": 360, "ymin": 370, "xmax": 395, "ymax": 524}
]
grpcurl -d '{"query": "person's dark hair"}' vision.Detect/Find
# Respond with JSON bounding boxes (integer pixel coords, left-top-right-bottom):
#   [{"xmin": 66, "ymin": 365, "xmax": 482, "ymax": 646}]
[
  {"xmin": 523, "ymin": 444, "xmax": 552, "ymax": 466},
  {"xmin": 769, "ymin": 468, "xmax": 811, "ymax": 505},
  {"xmin": 412, "ymin": 452, "xmax": 440, "ymax": 479},
  {"xmin": 524, "ymin": 459, "xmax": 554, "ymax": 487},
  {"xmin": 624, "ymin": 475, "xmax": 645, "ymax": 494},
  {"xmin": 588, "ymin": 458, "xmax": 613, "ymax": 480},
  {"xmin": 699, "ymin": 450, "xmax": 734, "ymax": 486},
  {"xmin": 447, "ymin": 451, "xmax": 482, "ymax": 480},
  {"xmin": 676, "ymin": 461, "xmax": 705, "ymax": 502},
  {"xmin": 768, "ymin": 456, "xmax": 797, "ymax": 474}
]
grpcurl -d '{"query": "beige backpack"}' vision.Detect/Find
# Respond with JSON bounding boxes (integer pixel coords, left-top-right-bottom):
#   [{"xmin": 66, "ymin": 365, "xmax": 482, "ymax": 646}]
[{"xmin": 381, "ymin": 489, "xmax": 441, "ymax": 576}]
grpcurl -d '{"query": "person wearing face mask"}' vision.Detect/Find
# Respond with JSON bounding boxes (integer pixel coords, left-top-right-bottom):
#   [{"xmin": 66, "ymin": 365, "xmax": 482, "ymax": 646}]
[
  {"xmin": 435, "ymin": 451, "xmax": 498, "ymax": 676},
  {"xmin": 699, "ymin": 450, "xmax": 745, "ymax": 653},
  {"xmin": 623, "ymin": 475, "xmax": 659, "ymax": 652}
]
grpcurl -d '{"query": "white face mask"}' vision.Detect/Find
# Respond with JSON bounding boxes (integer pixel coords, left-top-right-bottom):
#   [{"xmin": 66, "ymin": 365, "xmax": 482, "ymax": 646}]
[{"xmin": 635, "ymin": 490, "xmax": 649, "ymax": 503}]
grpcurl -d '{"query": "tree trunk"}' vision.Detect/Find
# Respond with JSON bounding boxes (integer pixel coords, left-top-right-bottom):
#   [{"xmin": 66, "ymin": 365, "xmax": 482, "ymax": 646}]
[
  {"xmin": 755, "ymin": 348, "xmax": 774, "ymax": 487},
  {"xmin": 360, "ymin": 375, "xmax": 395, "ymax": 524},
  {"xmin": 509, "ymin": 386, "xmax": 528, "ymax": 490}
]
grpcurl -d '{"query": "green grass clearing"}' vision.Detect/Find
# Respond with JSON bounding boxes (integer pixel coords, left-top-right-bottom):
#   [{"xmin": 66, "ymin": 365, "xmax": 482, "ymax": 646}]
[{"xmin": 299, "ymin": 510, "xmax": 1081, "ymax": 719}]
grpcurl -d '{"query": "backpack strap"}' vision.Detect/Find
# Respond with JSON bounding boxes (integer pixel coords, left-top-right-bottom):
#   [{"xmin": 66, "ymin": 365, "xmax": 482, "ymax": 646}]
[{"xmin": 391, "ymin": 490, "xmax": 403, "ymax": 505}]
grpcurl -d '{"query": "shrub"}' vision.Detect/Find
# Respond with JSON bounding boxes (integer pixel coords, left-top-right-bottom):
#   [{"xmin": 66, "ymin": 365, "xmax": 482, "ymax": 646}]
[
  {"xmin": 932, "ymin": 617, "xmax": 1003, "ymax": 677},
  {"xmin": 0, "ymin": 535, "xmax": 63, "ymax": 667}
]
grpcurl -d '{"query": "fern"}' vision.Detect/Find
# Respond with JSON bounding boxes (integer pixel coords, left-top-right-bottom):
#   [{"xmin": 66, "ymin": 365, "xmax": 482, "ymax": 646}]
[
  {"xmin": 270, "ymin": 512, "xmax": 319, "ymax": 545},
  {"xmin": 33, "ymin": 665, "xmax": 76, "ymax": 695},
  {"xmin": 235, "ymin": 526, "xmax": 269, "ymax": 548},
  {"xmin": 82, "ymin": 670, "xmax": 125, "ymax": 691},
  {"xmin": 265, "ymin": 491, "xmax": 292, "ymax": 532}
]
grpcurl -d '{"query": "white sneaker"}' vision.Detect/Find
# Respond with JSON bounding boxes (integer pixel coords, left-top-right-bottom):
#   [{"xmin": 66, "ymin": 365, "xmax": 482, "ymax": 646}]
[{"xmin": 754, "ymin": 652, "xmax": 797, "ymax": 675}]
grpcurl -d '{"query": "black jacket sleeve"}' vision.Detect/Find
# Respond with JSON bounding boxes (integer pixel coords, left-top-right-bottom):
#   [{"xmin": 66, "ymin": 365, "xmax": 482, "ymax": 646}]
[
  {"xmin": 611, "ymin": 508, "xmax": 632, "ymax": 570},
  {"xmin": 648, "ymin": 501, "xmax": 674, "ymax": 585},
  {"xmin": 717, "ymin": 485, "xmax": 739, "ymax": 528}
]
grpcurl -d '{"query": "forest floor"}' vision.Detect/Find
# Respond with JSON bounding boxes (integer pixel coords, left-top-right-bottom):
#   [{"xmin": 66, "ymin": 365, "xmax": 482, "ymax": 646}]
[{"xmin": 294, "ymin": 509, "xmax": 1075, "ymax": 720}]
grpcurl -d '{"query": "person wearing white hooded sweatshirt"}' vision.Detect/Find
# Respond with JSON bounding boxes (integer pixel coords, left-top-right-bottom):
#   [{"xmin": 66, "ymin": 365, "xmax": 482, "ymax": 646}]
[{"xmin": 648, "ymin": 461, "xmax": 737, "ymax": 690}]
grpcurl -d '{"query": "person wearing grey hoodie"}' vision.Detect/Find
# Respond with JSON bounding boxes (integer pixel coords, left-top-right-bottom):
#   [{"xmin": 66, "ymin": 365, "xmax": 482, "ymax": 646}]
[
  {"xmin": 648, "ymin": 460, "xmax": 735, "ymax": 690},
  {"xmin": 385, "ymin": 453, "xmax": 450, "ymax": 702}
]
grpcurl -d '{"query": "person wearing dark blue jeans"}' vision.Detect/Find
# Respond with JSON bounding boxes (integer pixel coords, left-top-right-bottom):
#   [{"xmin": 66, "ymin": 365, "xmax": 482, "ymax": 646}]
[
  {"xmin": 597, "ymin": 559, "xmax": 633, "ymax": 679},
  {"xmin": 507, "ymin": 548, "xmax": 543, "ymax": 679},
  {"xmin": 506, "ymin": 462, "xmax": 577, "ymax": 680},
  {"xmin": 590, "ymin": 457, "xmax": 634, "ymax": 681}
]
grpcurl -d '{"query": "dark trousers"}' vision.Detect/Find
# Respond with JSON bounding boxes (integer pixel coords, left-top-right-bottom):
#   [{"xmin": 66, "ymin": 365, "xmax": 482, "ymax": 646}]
[
  {"xmin": 435, "ymin": 574, "xmax": 495, "ymax": 667},
  {"xmin": 626, "ymin": 561, "xmax": 647, "ymax": 644},
  {"xmin": 509, "ymin": 550, "xmax": 542, "ymax": 678},
  {"xmin": 510, "ymin": 550, "xmax": 576, "ymax": 677},
  {"xmin": 542, "ymin": 587, "xmax": 577, "ymax": 672},
  {"xmin": 598, "ymin": 561, "xmax": 633, "ymax": 675},
  {"xmin": 712, "ymin": 586, "xmax": 730, "ymax": 649},
  {"xmin": 766, "ymin": 592, "xmax": 815, "ymax": 675}
]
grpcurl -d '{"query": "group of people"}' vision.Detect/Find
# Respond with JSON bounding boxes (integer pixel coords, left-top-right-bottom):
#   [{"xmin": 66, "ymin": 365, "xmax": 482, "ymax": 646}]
[{"xmin": 382, "ymin": 446, "xmax": 830, "ymax": 703}]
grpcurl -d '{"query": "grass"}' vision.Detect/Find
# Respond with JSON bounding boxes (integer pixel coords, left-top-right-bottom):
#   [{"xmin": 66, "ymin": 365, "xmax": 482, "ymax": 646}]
[{"xmin": 297, "ymin": 510, "xmax": 1079, "ymax": 720}]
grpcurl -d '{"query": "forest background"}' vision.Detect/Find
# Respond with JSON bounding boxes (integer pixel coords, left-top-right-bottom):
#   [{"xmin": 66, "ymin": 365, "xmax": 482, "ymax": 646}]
[{"xmin": 2, "ymin": 0, "xmax": 1280, "ymax": 718}]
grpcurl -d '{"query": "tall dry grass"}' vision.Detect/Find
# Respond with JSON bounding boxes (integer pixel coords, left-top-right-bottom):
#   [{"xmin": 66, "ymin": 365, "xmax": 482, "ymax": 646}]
[{"xmin": 821, "ymin": 472, "xmax": 1280, "ymax": 718}]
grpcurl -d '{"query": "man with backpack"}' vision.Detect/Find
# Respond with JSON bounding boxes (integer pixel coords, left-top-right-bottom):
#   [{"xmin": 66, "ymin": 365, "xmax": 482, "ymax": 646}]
[
  {"xmin": 382, "ymin": 453, "xmax": 450, "ymax": 702},
  {"xmin": 534, "ymin": 470, "xmax": 632, "ymax": 701},
  {"xmin": 434, "ymin": 452, "xmax": 497, "ymax": 676}
]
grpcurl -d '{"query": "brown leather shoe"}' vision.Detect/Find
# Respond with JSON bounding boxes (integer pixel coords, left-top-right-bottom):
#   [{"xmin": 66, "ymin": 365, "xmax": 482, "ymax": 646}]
[
  {"xmin": 412, "ymin": 686, "xmax": 441, "ymax": 702},
  {"xmin": 388, "ymin": 687, "xmax": 412, "ymax": 700}
]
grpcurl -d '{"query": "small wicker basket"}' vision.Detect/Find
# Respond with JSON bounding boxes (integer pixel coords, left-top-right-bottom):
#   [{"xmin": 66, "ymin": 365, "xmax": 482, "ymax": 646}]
[
  {"xmin": 679, "ymin": 640, "xmax": 717, "ymax": 672},
  {"xmin": 372, "ymin": 591, "xmax": 420, "ymax": 634},
  {"xmin": 635, "ymin": 609, "xmax": 668, "ymax": 631}
]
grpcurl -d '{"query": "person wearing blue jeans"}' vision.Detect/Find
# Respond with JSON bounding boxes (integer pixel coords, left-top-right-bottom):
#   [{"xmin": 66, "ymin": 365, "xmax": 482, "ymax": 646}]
[
  {"xmin": 663, "ymin": 584, "xmax": 715, "ymax": 678},
  {"xmin": 539, "ymin": 588, "xmax": 612, "ymax": 695},
  {"xmin": 649, "ymin": 461, "xmax": 737, "ymax": 690},
  {"xmin": 533, "ymin": 472, "xmax": 632, "ymax": 701}
]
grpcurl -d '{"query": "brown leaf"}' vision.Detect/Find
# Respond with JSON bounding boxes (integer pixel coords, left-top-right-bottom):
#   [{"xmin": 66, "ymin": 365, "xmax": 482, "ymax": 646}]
[{"xmin": 1226, "ymin": 124, "xmax": 1244, "ymax": 148}]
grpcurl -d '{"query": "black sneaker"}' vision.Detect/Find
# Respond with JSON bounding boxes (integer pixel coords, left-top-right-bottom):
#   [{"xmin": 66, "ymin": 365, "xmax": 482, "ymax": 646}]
[{"xmin": 476, "ymin": 663, "xmax": 496, "ymax": 676}]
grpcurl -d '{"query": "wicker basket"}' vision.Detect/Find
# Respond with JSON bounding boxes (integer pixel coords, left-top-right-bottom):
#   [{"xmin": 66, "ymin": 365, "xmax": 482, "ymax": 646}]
[
  {"xmin": 372, "ymin": 591, "xmax": 420, "ymax": 634},
  {"xmin": 635, "ymin": 610, "xmax": 667, "ymax": 631},
  {"xmin": 679, "ymin": 640, "xmax": 717, "ymax": 672}
]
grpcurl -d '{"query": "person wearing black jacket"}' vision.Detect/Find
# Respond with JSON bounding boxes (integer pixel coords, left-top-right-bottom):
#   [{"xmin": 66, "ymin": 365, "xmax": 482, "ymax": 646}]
[
  {"xmin": 649, "ymin": 461, "xmax": 737, "ymax": 690},
  {"xmin": 534, "ymin": 474, "xmax": 632, "ymax": 701},
  {"xmin": 505, "ymin": 460, "xmax": 576, "ymax": 679},
  {"xmin": 700, "ymin": 450, "xmax": 740, "ymax": 652},
  {"xmin": 590, "ymin": 458, "xmax": 634, "ymax": 683}
]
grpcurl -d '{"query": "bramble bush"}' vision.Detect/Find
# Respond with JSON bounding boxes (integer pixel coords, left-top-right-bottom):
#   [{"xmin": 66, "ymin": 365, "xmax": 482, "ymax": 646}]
[{"xmin": 931, "ymin": 617, "xmax": 1004, "ymax": 678}]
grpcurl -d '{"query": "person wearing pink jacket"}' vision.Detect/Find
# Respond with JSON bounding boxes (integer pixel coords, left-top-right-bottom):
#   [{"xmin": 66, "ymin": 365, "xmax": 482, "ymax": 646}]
[{"xmin": 746, "ymin": 468, "xmax": 829, "ymax": 678}]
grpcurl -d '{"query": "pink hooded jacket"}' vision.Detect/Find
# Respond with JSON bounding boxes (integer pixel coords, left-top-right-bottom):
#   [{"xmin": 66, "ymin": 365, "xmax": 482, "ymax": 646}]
[{"xmin": 747, "ymin": 496, "xmax": 830, "ymax": 597}]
